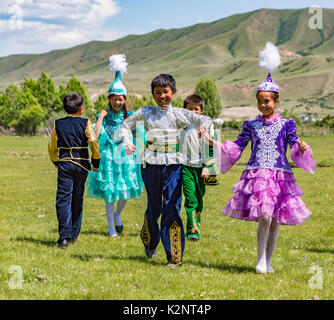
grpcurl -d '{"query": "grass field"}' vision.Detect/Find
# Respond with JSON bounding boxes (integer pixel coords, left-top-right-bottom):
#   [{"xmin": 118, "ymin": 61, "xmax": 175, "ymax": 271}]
[{"xmin": 0, "ymin": 134, "xmax": 333, "ymax": 300}]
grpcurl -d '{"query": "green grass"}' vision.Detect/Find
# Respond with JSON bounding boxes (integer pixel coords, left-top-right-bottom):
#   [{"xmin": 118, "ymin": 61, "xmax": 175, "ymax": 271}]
[{"xmin": 0, "ymin": 135, "xmax": 333, "ymax": 300}]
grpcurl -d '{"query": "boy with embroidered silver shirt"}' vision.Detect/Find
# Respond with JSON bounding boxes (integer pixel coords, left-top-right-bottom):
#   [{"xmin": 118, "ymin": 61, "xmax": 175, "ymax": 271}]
[{"xmin": 120, "ymin": 74, "xmax": 212, "ymax": 267}]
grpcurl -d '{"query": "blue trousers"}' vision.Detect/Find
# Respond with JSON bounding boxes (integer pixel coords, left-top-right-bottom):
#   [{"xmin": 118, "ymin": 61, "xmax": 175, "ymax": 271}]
[
  {"xmin": 56, "ymin": 162, "xmax": 88, "ymax": 243},
  {"xmin": 140, "ymin": 163, "xmax": 185, "ymax": 264}
]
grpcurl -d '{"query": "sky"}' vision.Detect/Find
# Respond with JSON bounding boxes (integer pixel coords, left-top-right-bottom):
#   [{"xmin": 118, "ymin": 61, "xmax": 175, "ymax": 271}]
[{"xmin": 0, "ymin": 0, "xmax": 333, "ymax": 58}]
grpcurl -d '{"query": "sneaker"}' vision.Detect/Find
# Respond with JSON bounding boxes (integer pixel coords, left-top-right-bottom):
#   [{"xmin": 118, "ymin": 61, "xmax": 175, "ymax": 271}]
[
  {"xmin": 109, "ymin": 233, "xmax": 120, "ymax": 238},
  {"xmin": 58, "ymin": 239, "xmax": 69, "ymax": 249},
  {"xmin": 188, "ymin": 235, "xmax": 199, "ymax": 241},
  {"xmin": 145, "ymin": 248, "xmax": 157, "ymax": 258}
]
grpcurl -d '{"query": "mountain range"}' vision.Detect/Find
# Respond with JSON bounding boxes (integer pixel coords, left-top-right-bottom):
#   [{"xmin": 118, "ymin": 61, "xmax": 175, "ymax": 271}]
[{"xmin": 0, "ymin": 8, "xmax": 333, "ymax": 118}]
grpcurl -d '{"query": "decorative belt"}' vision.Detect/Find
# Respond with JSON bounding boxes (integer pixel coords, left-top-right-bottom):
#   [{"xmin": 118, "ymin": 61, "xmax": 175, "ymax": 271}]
[
  {"xmin": 147, "ymin": 141, "xmax": 179, "ymax": 153},
  {"xmin": 58, "ymin": 147, "xmax": 90, "ymax": 172}
]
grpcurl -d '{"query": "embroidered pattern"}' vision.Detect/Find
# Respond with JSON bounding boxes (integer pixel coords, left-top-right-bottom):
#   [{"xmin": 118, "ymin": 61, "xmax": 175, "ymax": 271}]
[
  {"xmin": 191, "ymin": 210, "xmax": 200, "ymax": 234},
  {"xmin": 140, "ymin": 215, "xmax": 151, "ymax": 248},
  {"xmin": 169, "ymin": 221, "xmax": 182, "ymax": 264},
  {"xmin": 252, "ymin": 119, "xmax": 285, "ymax": 168}
]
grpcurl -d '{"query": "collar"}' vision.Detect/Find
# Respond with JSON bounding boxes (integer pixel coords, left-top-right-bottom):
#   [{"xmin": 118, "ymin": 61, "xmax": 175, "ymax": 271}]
[{"xmin": 256, "ymin": 113, "xmax": 282, "ymax": 125}]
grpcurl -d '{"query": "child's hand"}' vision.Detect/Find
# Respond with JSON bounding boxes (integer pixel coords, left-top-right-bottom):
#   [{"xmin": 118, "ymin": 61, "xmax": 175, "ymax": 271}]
[
  {"xmin": 201, "ymin": 132, "xmax": 215, "ymax": 147},
  {"xmin": 99, "ymin": 109, "xmax": 109, "ymax": 118},
  {"xmin": 125, "ymin": 143, "xmax": 136, "ymax": 155},
  {"xmin": 197, "ymin": 126, "xmax": 207, "ymax": 137},
  {"xmin": 201, "ymin": 168, "xmax": 210, "ymax": 179},
  {"xmin": 297, "ymin": 140, "xmax": 308, "ymax": 153}
]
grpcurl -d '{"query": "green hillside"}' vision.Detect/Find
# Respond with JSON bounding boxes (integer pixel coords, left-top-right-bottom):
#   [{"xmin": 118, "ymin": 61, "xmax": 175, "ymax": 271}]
[{"xmin": 0, "ymin": 8, "xmax": 333, "ymax": 118}]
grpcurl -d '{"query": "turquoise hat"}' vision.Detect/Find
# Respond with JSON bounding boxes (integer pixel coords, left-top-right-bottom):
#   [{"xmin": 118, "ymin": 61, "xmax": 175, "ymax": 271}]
[
  {"xmin": 108, "ymin": 54, "xmax": 128, "ymax": 96},
  {"xmin": 108, "ymin": 71, "xmax": 127, "ymax": 96}
]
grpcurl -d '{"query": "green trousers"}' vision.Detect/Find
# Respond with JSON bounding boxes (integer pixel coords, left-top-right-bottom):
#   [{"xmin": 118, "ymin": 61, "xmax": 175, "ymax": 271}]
[{"xmin": 182, "ymin": 166, "xmax": 206, "ymax": 240}]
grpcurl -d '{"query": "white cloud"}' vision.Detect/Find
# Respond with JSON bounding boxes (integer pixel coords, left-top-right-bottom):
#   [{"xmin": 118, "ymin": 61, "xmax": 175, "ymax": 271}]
[{"xmin": 0, "ymin": 0, "xmax": 123, "ymax": 57}]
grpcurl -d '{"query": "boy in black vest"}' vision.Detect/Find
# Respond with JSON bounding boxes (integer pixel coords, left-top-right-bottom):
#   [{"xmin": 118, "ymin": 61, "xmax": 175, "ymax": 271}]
[{"xmin": 48, "ymin": 93, "xmax": 101, "ymax": 248}]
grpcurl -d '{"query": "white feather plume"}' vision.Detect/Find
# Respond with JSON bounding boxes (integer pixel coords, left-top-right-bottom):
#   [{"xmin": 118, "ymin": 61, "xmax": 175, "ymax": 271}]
[
  {"xmin": 258, "ymin": 42, "xmax": 281, "ymax": 73},
  {"xmin": 109, "ymin": 54, "xmax": 128, "ymax": 74}
]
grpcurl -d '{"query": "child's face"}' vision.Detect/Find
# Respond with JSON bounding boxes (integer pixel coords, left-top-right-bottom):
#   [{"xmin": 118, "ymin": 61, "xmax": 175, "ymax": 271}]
[
  {"xmin": 153, "ymin": 86, "xmax": 176, "ymax": 108},
  {"xmin": 109, "ymin": 95, "xmax": 126, "ymax": 113},
  {"xmin": 257, "ymin": 91, "xmax": 279, "ymax": 118},
  {"xmin": 186, "ymin": 103, "xmax": 202, "ymax": 115}
]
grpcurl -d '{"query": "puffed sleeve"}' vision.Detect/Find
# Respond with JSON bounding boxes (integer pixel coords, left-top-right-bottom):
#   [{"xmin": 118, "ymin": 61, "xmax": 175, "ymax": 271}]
[
  {"xmin": 86, "ymin": 119, "xmax": 101, "ymax": 170},
  {"xmin": 214, "ymin": 121, "xmax": 251, "ymax": 174},
  {"xmin": 286, "ymin": 119, "xmax": 299, "ymax": 148},
  {"xmin": 234, "ymin": 121, "xmax": 252, "ymax": 151},
  {"xmin": 48, "ymin": 121, "xmax": 59, "ymax": 166},
  {"xmin": 287, "ymin": 119, "xmax": 317, "ymax": 174}
]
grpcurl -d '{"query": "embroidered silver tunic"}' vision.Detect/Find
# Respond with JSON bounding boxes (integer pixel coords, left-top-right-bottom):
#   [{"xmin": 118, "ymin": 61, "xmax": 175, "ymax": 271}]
[{"xmin": 120, "ymin": 104, "xmax": 212, "ymax": 165}]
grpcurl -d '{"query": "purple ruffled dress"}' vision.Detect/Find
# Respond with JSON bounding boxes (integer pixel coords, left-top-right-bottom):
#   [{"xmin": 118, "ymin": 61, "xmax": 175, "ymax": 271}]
[{"xmin": 215, "ymin": 114, "xmax": 316, "ymax": 225}]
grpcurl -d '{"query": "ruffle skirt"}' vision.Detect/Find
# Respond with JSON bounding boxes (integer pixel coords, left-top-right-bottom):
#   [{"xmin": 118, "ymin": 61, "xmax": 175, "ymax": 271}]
[{"xmin": 223, "ymin": 169, "xmax": 311, "ymax": 225}]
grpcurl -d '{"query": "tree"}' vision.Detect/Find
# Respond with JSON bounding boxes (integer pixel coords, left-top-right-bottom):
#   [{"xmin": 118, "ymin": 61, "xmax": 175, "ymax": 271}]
[
  {"xmin": 22, "ymin": 73, "xmax": 62, "ymax": 117},
  {"xmin": 13, "ymin": 104, "xmax": 46, "ymax": 135},
  {"xmin": 0, "ymin": 93, "xmax": 12, "ymax": 128},
  {"xmin": 93, "ymin": 94, "xmax": 109, "ymax": 114},
  {"xmin": 1, "ymin": 84, "xmax": 27, "ymax": 128},
  {"xmin": 0, "ymin": 84, "xmax": 46, "ymax": 134},
  {"xmin": 172, "ymin": 96, "xmax": 184, "ymax": 109},
  {"xmin": 61, "ymin": 74, "xmax": 94, "ymax": 119},
  {"xmin": 194, "ymin": 78, "xmax": 223, "ymax": 118}
]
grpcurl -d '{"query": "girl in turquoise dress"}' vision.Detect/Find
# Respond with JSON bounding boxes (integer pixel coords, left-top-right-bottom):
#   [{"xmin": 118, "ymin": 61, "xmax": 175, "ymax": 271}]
[{"xmin": 86, "ymin": 54, "xmax": 145, "ymax": 237}]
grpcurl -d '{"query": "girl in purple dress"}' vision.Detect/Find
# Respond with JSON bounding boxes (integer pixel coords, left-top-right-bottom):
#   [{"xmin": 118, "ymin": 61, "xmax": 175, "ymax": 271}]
[{"xmin": 202, "ymin": 42, "xmax": 317, "ymax": 273}]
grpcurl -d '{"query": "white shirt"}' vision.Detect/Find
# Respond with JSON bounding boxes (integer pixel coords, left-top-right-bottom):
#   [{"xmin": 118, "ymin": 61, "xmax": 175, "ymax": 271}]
[
  {"xmin": 180, "ymin": 123, "xmax": 216, "ymax": 168},
  {"xmin": 120, "ymin": 104, "xmax": 212, "ymax": 165}
]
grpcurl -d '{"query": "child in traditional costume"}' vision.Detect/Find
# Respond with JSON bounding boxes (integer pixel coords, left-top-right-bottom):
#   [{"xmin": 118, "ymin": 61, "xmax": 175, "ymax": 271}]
[
  {"xmin": 86, "ymin": 54, "xmax": 144, "ymax": 238},
  {"xmin": 202, "ymin": 42, "xmax": 317, "ymax": 273},
  {"xmin": 120, "ymin": 74, "xmax": 213, "ymax": 267},
  {"xmin": 48, "ymin": 93, "xmax": 101, "ymax": 249},
  {"xmin": 180, "ymin": 94, "xmax": 218, "ymax": 241}
]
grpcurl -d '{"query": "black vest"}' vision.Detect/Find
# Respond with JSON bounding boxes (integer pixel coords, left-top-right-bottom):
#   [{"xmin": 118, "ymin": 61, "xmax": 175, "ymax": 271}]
[{"xmin": 55, "ymin": 117, "xmax": 91, "ymax": 171}]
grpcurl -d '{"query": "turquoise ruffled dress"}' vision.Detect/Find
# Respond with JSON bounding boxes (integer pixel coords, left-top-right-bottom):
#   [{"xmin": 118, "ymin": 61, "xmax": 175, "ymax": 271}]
[{"xmin": 86, "ymin": 108, "xmax": 145, "ymax": 203}]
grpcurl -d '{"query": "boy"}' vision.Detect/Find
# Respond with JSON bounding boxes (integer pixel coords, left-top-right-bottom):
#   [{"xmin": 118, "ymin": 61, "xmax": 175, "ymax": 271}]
[
  {"xmin": 120, "ymin": 74, "xmax": 212, "ymax": 267},
  {"xmin": 180, "ymin": 94, "xmax": 217, "ymax": 241},
  {"xmin": 48, "ymin": 93, "xmax": 101, "ymax": 249}
]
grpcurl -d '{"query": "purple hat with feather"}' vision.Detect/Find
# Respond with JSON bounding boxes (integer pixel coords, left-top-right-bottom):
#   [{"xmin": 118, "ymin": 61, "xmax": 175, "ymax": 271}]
[
  {"xmin": 258, "ymin": 73, "xmax": 279, "ymax": 93},
  {"xmin": 257, "ymin": 42, "xmax": 281, "ymax": 93}
]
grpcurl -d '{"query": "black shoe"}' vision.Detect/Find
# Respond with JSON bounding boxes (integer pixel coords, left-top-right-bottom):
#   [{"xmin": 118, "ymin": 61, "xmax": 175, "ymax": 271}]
[
  {"xmin": 58, "ymin": 239, "xmax": 69, "ymax": 249},
  {"xmin": 145, "ymin": 248, "xmax": 157, "ymax": 258},
  {"xmin": 68, "ymin": 238, "xmax": 77, "ymax": 244},
  {"xmin": 188, "ymin": 235, "xmax": 199, "ymax": 241},
  {"xmin": 115, "ymin": 224, "xmax": 123, "ymax": 233}
]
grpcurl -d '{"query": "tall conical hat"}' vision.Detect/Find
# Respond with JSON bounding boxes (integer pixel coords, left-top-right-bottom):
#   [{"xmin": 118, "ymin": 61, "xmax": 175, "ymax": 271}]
[{"xmin": 108, "ymin": 54, "xmax": 128, "ymax": 96}]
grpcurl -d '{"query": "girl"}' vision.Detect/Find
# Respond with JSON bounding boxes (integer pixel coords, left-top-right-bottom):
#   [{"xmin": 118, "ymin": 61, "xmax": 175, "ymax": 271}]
[
  {"xmin": 202, "ymin": 42, "xmax": 316, "ymax": 273},
  {"xmin": 86, "ymin": 55, "xmax": 145, "ymax": 237}
]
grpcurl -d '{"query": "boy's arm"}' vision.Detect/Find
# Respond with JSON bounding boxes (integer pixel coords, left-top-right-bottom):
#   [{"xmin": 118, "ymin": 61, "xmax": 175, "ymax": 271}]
[
  {"xmin": 48, "ymin": 121, "xmax": 59, "ymax": 167},
  {"xmin": 120, "ymin": 108, "xmax": 144, "ymax": 146},
  {"xmin": 86, "ymin": 119, "xmax": 101, "ymax": 171},
  {"xmin": 202, "ymin": 126, "xmax": 216, "ymax": 173},
  {"xmin": 177, "ymin": 108, "xmax": 213, "ymax": 132}
]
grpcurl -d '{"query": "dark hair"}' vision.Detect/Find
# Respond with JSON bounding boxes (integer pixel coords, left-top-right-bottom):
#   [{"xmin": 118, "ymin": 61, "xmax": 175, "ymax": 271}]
[
  {"xmin": 256, "ymin": 91, "xmax": 279, "ymax": 101},
  {"xmin": 151, "ymin": 74, "xmax": 177, "ymax": 95},
  {"xmin": 183, "ymin": 94, "xmax": 204, "ymax": 111},
  {"xmin": 108, "ymin": 94, "xmax": 128, "ymax": 119},
  {"xmin": 63, "ymin": 93, "xmax": 84, "ymax": 114}
]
